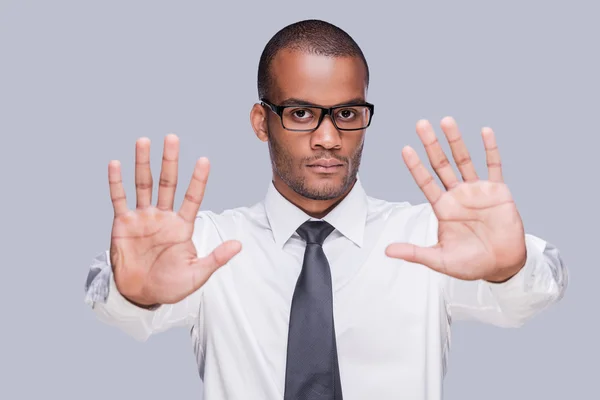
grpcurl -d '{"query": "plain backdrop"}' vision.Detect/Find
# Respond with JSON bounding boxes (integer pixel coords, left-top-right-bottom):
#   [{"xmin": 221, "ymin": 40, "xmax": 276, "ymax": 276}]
[{"xmin": 1, "ymin": 0, "xmax": 597, "ymax": 399}]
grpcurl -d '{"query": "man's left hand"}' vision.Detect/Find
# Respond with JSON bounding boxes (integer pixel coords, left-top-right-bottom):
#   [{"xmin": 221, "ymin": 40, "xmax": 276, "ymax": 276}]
[{"xmin": 385, "ymin": 117, "xmax": 527, "ymax": 283}]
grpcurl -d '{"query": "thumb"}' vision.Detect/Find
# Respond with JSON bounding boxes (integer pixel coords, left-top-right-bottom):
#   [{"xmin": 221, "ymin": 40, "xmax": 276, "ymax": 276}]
[
  {"xmin": 385, "ymin": 242, "xmax": 445, "ymax": 273},
  {"xmin": 193, "ymin": 240, "xmax": 243, "ymax": 277}
]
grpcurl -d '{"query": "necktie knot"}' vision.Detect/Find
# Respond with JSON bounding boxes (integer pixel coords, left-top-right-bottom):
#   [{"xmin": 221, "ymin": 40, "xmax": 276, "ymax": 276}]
[{"xmin": 296, "ymin": 220, "xmax": 335, "ymax": 246}]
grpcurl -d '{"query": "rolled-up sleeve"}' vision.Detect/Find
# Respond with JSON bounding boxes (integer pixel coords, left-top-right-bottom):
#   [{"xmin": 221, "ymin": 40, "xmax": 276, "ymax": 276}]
[
  {"xmin": 445, "ymin": 233, "xmax": 568, "ymax": 327},
  {"xmin": 84, "ymin": 249, "xmax": 203, "ymax": 341}
]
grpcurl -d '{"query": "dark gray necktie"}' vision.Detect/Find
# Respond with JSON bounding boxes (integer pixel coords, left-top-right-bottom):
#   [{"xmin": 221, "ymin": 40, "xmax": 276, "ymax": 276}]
[{"xmin": 284, "ymin": 220, "xmax": 343, "ymax": 400}]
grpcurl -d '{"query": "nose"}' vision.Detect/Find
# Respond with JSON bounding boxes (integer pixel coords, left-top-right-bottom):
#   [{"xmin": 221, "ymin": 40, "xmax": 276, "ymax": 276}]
[{"xmin": 310, "ymin": 115, "xmax": 342, "ymax": 150}]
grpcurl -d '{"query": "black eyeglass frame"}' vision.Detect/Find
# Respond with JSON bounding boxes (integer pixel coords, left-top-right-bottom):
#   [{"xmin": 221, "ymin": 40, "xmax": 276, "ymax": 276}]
[{"xmin": 260, "ymin": 98, "xmax": 375, "ymax": 132}]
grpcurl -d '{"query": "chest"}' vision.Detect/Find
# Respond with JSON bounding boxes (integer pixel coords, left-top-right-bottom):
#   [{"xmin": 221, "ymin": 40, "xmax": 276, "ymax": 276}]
[{"xmin": 200, "ymin": 232, "xmax": 446, "ymax": 359}]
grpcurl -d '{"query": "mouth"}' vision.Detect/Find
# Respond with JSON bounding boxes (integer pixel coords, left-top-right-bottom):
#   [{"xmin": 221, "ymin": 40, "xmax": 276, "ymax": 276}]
[{"xmin": 306, "ymin": 159, "xmax": 345, "ymax": 173}]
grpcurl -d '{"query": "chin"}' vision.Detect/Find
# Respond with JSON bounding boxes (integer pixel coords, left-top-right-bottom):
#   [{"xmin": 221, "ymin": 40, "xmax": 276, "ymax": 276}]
[
  {"xmin": 299, "ymin": 175, "xmax": 351, "ymax": 201},
  {"xmin": 276, "ymin": 165, "xmax": 356, "ymax": 201}
]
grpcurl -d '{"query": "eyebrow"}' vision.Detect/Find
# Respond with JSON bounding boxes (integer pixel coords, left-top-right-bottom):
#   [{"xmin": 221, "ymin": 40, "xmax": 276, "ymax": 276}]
[{"xmin": 280, "ymin": 97, "xmax": 366, "ymax": 107}]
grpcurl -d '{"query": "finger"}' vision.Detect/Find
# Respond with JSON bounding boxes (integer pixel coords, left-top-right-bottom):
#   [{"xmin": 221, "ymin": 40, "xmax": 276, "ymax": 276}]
[
  {"xmin": 135, "ymin": 137, "xmax": 153, "ymax": 208},
  {"xmin": 191, "ymin": 240, "xmax": 242, "ymax": 286},
  {"xmin": 482, "ymin": 127, "xmax": 503, "ymax": 182},
  {"xmin": 178, "ymin": 157, "xmax": 210, "ymax": 222},
  {"xmin": 402, "ymin": 146, "xmax": 443, "ymax": 206},
  {"xmin": 385, "ymin": 242, "xmax": 445, "ymax": 273},
  {"xmin": 108, "ymin": 160, "xmax": 128, "ymax": 217},
  {"xmin": 440, "ymin": 116, "xmax": 478, "ymax": 182},
  {"xmin": 156, "ymin": 134, "xmax": 180, "ymax": 211},
  {"xmin": 416, "ymin": 119, "xmax": 459, "ymax": 190}
]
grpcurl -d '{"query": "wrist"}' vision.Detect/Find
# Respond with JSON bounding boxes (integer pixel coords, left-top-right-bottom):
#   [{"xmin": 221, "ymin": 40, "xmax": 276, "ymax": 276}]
[
  {"xmin": 123, "ymin": 295, "xmax": 161, "ymax": 310},
  {"xmin": 485, "ymin": 271, "xmax": 518, "ymax": 284},
  {"xmin": 485, "ymin": 253, "xmax": 527, "ymax": 283}
]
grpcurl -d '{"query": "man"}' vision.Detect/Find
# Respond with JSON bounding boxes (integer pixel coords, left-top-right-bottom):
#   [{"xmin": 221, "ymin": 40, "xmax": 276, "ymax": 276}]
[{"xmin": 84, "ymin": 19, "xmax": 568, "ymax": 400}]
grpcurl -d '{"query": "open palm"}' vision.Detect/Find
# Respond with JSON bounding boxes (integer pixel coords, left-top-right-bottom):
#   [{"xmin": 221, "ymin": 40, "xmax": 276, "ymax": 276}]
[
  {"xmin": 108, "ymin": 135, "xmax": 241, "ymax": 307},
  {"xmin": 386, "ymin": 117, "xmax": 527, "ymax": 283}
]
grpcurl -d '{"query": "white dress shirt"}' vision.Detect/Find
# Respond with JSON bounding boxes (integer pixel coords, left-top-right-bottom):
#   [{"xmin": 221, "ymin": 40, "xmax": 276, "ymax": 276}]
[{"xmin": 84, "ymin": 177, "xmax": 567, "ymax": 400}]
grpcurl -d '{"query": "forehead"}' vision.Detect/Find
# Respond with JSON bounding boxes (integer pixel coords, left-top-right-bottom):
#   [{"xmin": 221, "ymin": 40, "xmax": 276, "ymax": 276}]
[{"xmin": 269, "ymin": 49, "xmax": 368, "ymax": 106}]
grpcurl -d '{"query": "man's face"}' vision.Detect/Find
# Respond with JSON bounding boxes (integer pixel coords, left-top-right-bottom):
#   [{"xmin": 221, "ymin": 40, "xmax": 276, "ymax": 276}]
[{"xmin": 264, "ymin": 50, "xmax": 369, "ymax": 201}]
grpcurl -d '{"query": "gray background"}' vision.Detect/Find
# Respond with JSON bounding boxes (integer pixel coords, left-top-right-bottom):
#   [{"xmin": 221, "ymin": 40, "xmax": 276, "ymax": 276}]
[{"xmin": 1, "ymin": 0, "xmax": 597, "ymax": 398}]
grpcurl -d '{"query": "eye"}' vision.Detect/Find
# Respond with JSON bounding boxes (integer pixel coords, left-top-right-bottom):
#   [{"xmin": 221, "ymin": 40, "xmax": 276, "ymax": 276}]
[
  {"xmin": 291, "ymin": 109, "xmax": 313, "ymax": 120},
  {"xmin": 336, "ymin": 108, "xmax": 356, "ymax": 120}
]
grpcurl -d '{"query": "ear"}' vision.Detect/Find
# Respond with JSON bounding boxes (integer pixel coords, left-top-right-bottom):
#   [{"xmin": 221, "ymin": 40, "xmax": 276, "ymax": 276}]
[{"xmin": 250, "ymin": 103, "xmax": 269, "ymax": 142}]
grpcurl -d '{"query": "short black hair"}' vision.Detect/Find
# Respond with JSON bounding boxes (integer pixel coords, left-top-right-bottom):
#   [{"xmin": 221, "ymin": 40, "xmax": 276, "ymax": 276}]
[{"xmin": 257, "ymin": 19, "xmax": 370, "ymax": 100}]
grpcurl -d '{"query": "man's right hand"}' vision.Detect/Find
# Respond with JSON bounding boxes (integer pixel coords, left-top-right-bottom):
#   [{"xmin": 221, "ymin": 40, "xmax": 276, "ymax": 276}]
[{"xmin": 108, "ymin": 134, "xmax": 242, "ymax": 307}]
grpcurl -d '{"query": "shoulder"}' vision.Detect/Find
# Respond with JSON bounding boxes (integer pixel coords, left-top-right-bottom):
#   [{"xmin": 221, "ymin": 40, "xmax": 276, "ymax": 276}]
[
  {"xmin": 366, "ymin": 195, "xmax": 435, "ymax": 224},
  {"xmin": 365, "ymin": 195, "xmax": 438, "ymax": 244},
  {"xmin": 191, "ymin": 201, "xmax": 269, "ymax": 240}
]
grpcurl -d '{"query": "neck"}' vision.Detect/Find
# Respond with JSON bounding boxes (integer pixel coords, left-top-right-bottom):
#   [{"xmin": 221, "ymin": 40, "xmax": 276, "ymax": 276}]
[{"xmin": 272, "ymin": 176, "xmax": 356, "ymax": 219}]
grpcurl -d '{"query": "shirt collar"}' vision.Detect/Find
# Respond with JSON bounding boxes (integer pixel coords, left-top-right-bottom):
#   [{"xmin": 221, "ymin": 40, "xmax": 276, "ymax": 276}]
[{"xmin": 264, "ymin": 176, "xmax": 368, "ymax": 248}]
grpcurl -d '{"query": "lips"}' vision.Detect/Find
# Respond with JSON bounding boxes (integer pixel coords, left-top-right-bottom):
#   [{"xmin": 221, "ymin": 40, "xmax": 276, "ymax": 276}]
[
  {"xmin": 306, "ymin": 159, "xmax": 344, "ymax": 174},
  {"xmin": 307, "ymin": 159, "xmax": 344, "ymax": 168}
]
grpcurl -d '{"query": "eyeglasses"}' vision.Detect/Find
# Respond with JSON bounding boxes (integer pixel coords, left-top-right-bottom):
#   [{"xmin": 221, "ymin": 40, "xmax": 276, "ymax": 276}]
[{"xmin": 260, "ymin": 98, "xmax": 375, "ymax": 132}]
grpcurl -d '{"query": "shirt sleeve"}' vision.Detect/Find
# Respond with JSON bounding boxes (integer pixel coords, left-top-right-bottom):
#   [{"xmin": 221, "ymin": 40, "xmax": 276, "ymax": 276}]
[
  {"xmin": 83, "ymin": 249, "xmax": 203, "ymax": 342},
  {"xmin": 416, "ymin": 204, "xmax": 570, "ymax": 328},
  {"xmin": 443, "ymin": 233, "xmax": 568, "ymax": 327}
]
